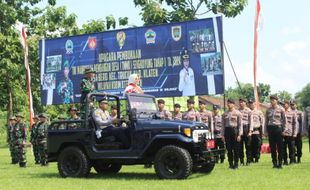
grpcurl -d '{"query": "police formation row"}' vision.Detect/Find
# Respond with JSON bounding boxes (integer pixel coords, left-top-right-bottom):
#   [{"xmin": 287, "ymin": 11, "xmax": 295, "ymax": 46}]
[{"xmin": 157, "ymin": 96, "xmax": 310, "ymax": 169}]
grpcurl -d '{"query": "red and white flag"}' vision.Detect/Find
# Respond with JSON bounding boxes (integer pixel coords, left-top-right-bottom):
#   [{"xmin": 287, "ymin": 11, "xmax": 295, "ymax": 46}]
[
  {"xmin": 16, "ymin": 22, "xmax": 34, "ymax": 127},
  {"xmin": 253, "ymin": 0, "xmax": 263, "ymax": 108}
]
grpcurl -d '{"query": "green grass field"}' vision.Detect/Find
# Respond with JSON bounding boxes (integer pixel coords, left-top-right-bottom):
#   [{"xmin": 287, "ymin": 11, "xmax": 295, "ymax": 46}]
[{"xmin": 1, "ymin": 141, "xmax": 310, "ymax": 190}]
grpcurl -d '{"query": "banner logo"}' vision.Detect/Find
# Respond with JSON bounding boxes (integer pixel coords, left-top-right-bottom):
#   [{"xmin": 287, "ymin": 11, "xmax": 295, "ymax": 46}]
[
  {"xmin": 172, "ymin": 26, "xmax": 181, "ymax": 41},
  {"xmin": 145, "ymin": 29, "xmax": 156, "ymax": 44},
  {"xmin": 88, "ymin": 37, "xmax": 97, "ymax": 49},
  {"xmin": 116, "ymin": 31, "xmax": 126, "ymax": 49},
  {"xmin": 65, "ymin": 40, "xmax": 73, "ymax": 54}
]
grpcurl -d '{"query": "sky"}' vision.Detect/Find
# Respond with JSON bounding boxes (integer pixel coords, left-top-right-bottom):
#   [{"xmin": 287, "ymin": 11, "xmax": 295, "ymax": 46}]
[{"xmin": 40, "ymin": 0, "xmax": 310, "ymax": 95}]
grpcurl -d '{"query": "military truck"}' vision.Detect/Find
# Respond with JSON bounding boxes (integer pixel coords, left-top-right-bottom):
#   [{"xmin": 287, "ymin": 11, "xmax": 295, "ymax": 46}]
[{"xmin": 47, "ymin": 93, "xmax": 224, "ymax": 179}]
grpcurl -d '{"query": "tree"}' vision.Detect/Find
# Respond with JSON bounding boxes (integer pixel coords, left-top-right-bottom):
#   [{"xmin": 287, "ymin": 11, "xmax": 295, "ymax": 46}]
[
  {"xmin": 295, "ymin": 83, "xmax": 310, "ymax": 109},
  {"xmin": 225, "ymin": 82, "xmax": 271, "ymax": 103},
  {"xmin": 0, "ymin": 0, "xmax": 56, "ymax": 121},
  {"xmin": 134, "ymin": 0, "xmax": 248, "ymax": 25},
  {"xmin": 277, "ymin": 90, "xmax": 292, "ymax": 103}
]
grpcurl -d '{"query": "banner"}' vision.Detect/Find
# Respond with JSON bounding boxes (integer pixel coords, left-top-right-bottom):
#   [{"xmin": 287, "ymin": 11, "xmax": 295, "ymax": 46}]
[{"xmin": 39, "ymin": 16, "xmax": 224, "ymax": 105}]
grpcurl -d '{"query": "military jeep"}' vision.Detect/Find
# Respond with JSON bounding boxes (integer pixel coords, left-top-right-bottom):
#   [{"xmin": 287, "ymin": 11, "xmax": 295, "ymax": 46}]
[{"xmin": 47, "ymin": 93, "xmax": 224, "ymax": 179}]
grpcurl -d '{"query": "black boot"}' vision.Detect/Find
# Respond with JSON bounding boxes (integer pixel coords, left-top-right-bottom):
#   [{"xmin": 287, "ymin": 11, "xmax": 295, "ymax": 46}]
[
  {"xmin": 283, "ymin": 160, "xmax": 288, "ymax": 165},
  {"xmin": 19, "ymin": 162, "xmax": 26, "ymax": 168},
  {"xmin": 297, "ymin": 157, "xmax": 301, "ymax": 163}
]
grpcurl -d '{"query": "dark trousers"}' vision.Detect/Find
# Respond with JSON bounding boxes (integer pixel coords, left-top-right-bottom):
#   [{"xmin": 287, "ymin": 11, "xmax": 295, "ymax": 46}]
[
  {"xmin": 268, "ymin": 125, "xmax": 283, "ymax": 166},
  {"xmin": 101, "ymin": 126, "xmax": 130, "ymax": 148},
  {"xmin": 283, "ymin": 136, "xmax": 295, "ymax": 163},
  {"xmin": 295, "ymin": 133, "xmax": 302, "ymax": 159},
  {"xmin": 225, "ymin": 127, "xmax": 239, "ymax": 167},
  {"xmin": 239, "ymin": 135, "xmax": 252, "ymax": 163},
  {"xmin": 215, "ymin": 137, "xmax": 225, "ymax": 161},
  {"xmin": 251, "ymin": 134, "xmax": 262, "ymax": 161}
]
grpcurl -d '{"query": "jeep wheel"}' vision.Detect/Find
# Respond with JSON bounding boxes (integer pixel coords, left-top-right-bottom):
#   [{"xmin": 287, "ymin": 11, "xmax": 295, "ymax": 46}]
[
  {"xmin": 58, "ymin": 147, "xmax": 91, "ymax": 177},
  {"xmin": 154, "ymin": 145, "xmax": 192, "ymax": 179},
  {"xmin": 195, "ymin": 163, "xmax": 215, "ymax": 173},
  {"xmin": 93, "ymin": 162, "xmax": 122, "ymax": 174}
]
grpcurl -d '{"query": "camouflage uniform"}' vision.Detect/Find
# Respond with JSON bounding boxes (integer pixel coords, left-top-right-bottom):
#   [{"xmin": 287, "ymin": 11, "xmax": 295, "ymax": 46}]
[
  {"xmin": 12, "ymin": 120, "xmax": 28, "ymax": 167},
  {"xmin": 57, "ymin": 78, "xmax": 74, "ymax": 104},
  {"xmin": 30, "ymin": 122, "xmax": 40, "ymax": 164},
  {"xmin": 67, "ymin": 116, "xmax": 81, "ymax": 129},
  {"xmin": 7, "ymin": 118, "xmax": 17, "ymax": 164},
  {"xmin": 36, "ymin": 117, "xmax": 49, "ymax": 166},
  {"xmin": 249, "ymin": 108, "xmax": 265, "ymax": 163},
  {"xmin": 283, "ymin": 109, "xmax": 298, "ymax": 164},
  {"xmin": 80, "ymin": 77, "xmax": 96, "ymax": 118}
]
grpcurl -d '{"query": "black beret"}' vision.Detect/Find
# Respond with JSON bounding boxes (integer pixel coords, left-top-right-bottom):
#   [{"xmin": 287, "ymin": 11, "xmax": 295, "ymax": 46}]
[
  {"xmin": 213, "ymin": 104, "xmax": 221, "ymax": 110},
  {"xmin": 290, "ymin": 100, "xmax": 297, "ymax": 105},
  {"xmin": 111, "ymin": 105, "xmax": 117, "ymax": 110},
  {"xmin": 239, "ymin": 97, "xmax": 247, "ymax": 102},
  {"xmin": 227, "ymin": 99, "xmax": 235, "ymax": 104},
  {"xmin": 199, "ymin": 100, "xmax": 206, "ymax": 105},
  {"xmin": 187, "ymin": 99, "xmax": 195, "ymax": 104},
  {"xmin": 157, "ymin": 99, "xmax": 165, "ymax": 104},
  {"xmin": 270, "ymin": 94, "xmax": 278, "ymax": 100},
  {"xmin": 98, "ymin": 97, "xmax": 108, "ymax": 104},
  {"xmin": 174, "ymin": 103, "xmax": 181, "ymax": 108}
]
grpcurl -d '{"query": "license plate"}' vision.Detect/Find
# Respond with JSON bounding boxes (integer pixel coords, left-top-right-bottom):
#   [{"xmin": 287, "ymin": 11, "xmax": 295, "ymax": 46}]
[{"xmin": 206, "ymin": 140, "xmax": 215, "ymax": 149}]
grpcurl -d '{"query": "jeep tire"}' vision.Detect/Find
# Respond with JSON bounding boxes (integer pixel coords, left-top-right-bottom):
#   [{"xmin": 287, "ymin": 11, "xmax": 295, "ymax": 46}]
[
  {"xmin": 195, "ymin": 162, "xmax": 215, "ymax": 173},
  {"xmin": 58, "ymin": 146, "xmax": 91, "ymax": 177},
  {"xmin": 93, "ymin": 162, "xmax": 122, "ymax": 174},
  {"xmin": 154, "ymin": 145, "xmax": 192, "ymax": 179}
]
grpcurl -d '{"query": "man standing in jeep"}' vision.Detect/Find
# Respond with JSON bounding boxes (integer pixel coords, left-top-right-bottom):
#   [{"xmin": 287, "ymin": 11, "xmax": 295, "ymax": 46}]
[{"xmin": 92, "ymin": 98, "xmax": 129, "ymax": 147}]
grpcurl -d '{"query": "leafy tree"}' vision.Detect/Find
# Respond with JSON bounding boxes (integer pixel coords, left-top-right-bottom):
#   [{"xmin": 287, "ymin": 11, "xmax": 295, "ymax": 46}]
[
  {"xmin": 134, "ymin": 0, "xmax": 248, "ymax": 25},
  {"xmin": 277, "ymin": 90, "xmax": 292, "ymax": 103},
  {"xmin": 225, "ymin": 82, "xmax": 271, "ymax": 103},
  {"xmin": 0, "ymin": 0, "xmax": 56, "ymax": 121},
  {"xmin": 295, "ymin": 83, "xmax": 310, "ymax": 109}
]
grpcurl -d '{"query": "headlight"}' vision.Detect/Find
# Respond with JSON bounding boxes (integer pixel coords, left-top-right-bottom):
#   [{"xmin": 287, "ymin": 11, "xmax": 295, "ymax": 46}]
[{"xmin": 183, "ymin": 128, "xmax": 191, "ymax": 137}]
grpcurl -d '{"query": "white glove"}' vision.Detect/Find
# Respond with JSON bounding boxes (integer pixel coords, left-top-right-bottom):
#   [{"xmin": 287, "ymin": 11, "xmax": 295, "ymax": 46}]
[{"xmin": 96, "ymin": 129, "xmax": 102, "ymax": 139}]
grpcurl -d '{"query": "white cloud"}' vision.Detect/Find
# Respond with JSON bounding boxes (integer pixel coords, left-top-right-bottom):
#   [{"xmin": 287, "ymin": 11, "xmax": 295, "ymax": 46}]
[
  {"xmin": 280, "ymin": 26, "xmax": 303, "ymax": 36},
  {"xmin": 282, "ymin": 41, "xmax": 307, "ymax": 54}
]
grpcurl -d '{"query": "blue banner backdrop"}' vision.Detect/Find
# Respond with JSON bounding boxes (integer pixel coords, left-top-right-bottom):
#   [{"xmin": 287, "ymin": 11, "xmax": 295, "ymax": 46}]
[{"xmin": 39, "ymin": 16, "xmax": 224, "ymax": 105}]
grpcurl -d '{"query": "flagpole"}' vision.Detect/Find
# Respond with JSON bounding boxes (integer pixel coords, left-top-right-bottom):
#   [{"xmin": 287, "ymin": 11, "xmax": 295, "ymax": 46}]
[{"xmin": 253, "ymin": 0, "xmax": 261, "ymax": 109}]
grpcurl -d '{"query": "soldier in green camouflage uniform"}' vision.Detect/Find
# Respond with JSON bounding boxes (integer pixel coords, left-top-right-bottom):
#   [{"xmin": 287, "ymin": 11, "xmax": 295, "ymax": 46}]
[
  {"xmin": 7, "ymin": 116, "xmax": 17, "ymax": 164},
  {"xmin": 36, "ymin": 113, "xmax": 49, "ymax": 166},
  {"xmin": 57, "ymin": 60, "xmax": 74, "ymax": 104},
  {"xmin": 80, "ymin": 68, "xmax": 96, "ymax": 118},
  {"xmin": 12, "ymin": 113, "xmax": 28, "ymax": 167},
  {"xmin": 30, "ymin": 115, "xmax": 40, "ymax": 164}
]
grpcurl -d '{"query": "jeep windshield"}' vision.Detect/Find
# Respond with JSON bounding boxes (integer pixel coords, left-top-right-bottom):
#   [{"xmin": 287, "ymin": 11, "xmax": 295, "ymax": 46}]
[{"xmin": 127, "ymin": 94, "xmax": 158, "ymax": 116}]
